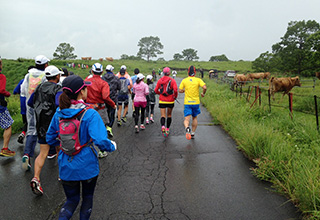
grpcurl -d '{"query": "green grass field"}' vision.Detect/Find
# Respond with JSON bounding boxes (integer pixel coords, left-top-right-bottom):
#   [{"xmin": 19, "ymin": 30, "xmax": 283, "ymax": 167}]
[{"xmin": 1, "ymin": 59, "xmax": 320, "ymax": 219}]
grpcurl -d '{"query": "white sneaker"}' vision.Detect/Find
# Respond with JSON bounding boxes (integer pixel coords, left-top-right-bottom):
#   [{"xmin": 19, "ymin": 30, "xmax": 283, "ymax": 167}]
[{"xmin": 22, "ymin": 155, "xmax": 31, "ymax": 171}]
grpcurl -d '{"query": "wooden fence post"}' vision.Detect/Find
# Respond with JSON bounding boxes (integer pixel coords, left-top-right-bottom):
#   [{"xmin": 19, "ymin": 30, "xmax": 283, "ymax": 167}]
[
  {"xmin": 289, "ymin": 93, "xmax": 293, "ymax": 119},
  {"xmin": 268, "ymin": 89, "xmax": 271, "ymax": 112},
  {"xmin": 315, "ymin": 95, "xmax": 319, "ymax": 131},
  {"xmin": 246, "ymin": 86, "xmax": 251, "ymax": 101}
]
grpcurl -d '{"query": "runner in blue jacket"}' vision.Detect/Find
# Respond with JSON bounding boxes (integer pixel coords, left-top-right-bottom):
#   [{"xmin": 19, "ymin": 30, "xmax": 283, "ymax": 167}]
[{"xmin": 46, "ymin": 75, "xmax": 116, "ymax": 219}]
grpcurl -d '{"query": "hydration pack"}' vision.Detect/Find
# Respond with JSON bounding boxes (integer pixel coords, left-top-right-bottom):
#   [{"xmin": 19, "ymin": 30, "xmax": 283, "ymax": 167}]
[
  {"xmin": 59, "ymin": 108, "xmax": 92, "ymax": 156},
  {"xmin": 159, "ymin": 80, "xmax": 173, "ymax": 97}
]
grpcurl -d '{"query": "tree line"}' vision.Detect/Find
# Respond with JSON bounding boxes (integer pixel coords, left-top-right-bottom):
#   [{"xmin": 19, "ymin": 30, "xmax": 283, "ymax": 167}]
[
  {"xmin": 252, "ymin": 20, "xmax": 320, "ymax": 76},
  {"xmin": 53, "ymin": 36, "xmax": 229, "ymax": 62}
]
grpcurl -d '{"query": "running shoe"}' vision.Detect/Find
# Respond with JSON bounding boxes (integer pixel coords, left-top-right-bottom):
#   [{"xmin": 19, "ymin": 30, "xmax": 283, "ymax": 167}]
[
  {"xmin": 22, "ymin": 155, "xmax": 31, "ymax": 171},
  {"xmin": 146, "ymin": 118, "xmax": 149, "ymax": 125},
  {"xmin": 117, "ymin": 120, "xmax": 122, "ymax": 126},
  {"xmin": 30, "ymin": 177, "xmax": 43, "ymax": 196},
  {"xmin": 166, "ymin": 128, "xmax": 170, "ymax": 136},
  {"xmin": 185, "ymin": 127, "xmax": 191, "ymax": 140},
  {"xmin": 107, "ymin": 126, "xmax": 113, "ymax": 138},
  {"xmin": 121, "ymin": 116, "xmax": 127, "ymax": 123},
  {"xmin": 191, "ymin": 132, "xmax": 195, "ymax": 139},
  {"xmin": 140, "ymin": 124, "xmax": 145, "ymax": 130},
  {"xmin": 98, "ymin": 151, "xmax": 108, "ymax": 158},
  {"xmin": 135, "ymin": 125, "xmax": 139, "ymax": 133},
  {"xmin": 150, "ymin": 117, "xmax": 154, "ymax": 123},
  {"xmin": 0, "ymin": 148, "xmax": 16, "ymax": 157},
  {"xmin": 17, "ymin": 133, "xmax": 25, "ymax": 144},
  {"xmin": 47, "ymin": 153, "xmax": 57, "ymax": 159},
  {"xmin": 161, "ymin": 126, "xmax": 167, "ymax": 138}
]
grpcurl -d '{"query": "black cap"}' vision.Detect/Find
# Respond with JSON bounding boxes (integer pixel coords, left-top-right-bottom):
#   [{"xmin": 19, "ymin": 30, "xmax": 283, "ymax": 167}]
[{"xmin": 62, "ymin": 75, "xmax": 91, "ymax": 94}]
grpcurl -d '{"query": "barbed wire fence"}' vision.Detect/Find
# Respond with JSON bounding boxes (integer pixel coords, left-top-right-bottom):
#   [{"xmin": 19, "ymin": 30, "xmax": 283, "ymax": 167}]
[{"xmin": 212, "ymin": 76, "xmax": 320, "ymax": 131}]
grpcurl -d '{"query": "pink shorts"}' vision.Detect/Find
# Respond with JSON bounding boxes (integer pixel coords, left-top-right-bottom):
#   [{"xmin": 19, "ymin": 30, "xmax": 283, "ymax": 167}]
[{"xmin": 134, "ymin": 101, "xmax": 147, "ymax": 108}]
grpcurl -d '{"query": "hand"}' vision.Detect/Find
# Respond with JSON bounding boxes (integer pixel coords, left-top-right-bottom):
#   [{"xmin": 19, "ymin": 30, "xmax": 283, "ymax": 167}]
[
  {"xmin": 201, "ymin": 93, "xmax": 205, "ymax": 97},
  {"xmin": 113, "ymin": 105, "xmax": 117, "ymax": 109}
]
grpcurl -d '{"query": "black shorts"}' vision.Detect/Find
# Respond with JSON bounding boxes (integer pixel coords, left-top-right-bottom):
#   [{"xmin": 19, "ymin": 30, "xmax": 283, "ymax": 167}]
[
  {"xmin": 131, "ymin": 93, "xmax": 135, "ymax": 100},
  {"xmin": 118, "ymin": 95, "xmax": 129, "ymax": 106},
  {"xmin": 159, "ymin": 103, "xmax": 174, "ymax": 109}
]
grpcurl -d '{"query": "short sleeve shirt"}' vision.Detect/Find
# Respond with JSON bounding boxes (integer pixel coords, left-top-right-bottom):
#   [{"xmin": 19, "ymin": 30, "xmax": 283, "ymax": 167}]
[{"xmin": 179, "ymin": 77, "xmax": 206, "ymax": 105}]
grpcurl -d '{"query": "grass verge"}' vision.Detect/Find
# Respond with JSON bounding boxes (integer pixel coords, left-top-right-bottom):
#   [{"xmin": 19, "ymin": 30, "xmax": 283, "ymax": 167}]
[{"xmin": 202, "ymin": 78, "xmax": 320, "ymax": 219}]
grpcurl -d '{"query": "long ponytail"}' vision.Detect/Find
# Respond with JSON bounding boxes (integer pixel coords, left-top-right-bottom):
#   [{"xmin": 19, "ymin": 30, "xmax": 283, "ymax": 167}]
[{"xmin": 59, "ymin": 90, "xmax": 78, "ymax": 110}]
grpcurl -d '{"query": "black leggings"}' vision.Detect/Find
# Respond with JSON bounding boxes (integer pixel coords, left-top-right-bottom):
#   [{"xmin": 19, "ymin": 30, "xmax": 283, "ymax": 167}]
[
  {"xmin": 134, "ymin": 106, "xmax": 146, "ymax": 126},
  {"xmin": 145, "ymin": 103, "xmax": 155, "ymax": 118},
  {"xmin": 22, "ymin": 114, "xmax": 27, "ymax": 133},
  {"xmin": 59, "ymin": 176, "xmax": 98, "ymax": 220}
]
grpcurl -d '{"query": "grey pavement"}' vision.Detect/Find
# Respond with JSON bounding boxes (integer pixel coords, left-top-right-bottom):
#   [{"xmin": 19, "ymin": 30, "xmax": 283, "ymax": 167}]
[{"xmin": 0, "ymin": 77, "xmax": 301, "ymax": 219}]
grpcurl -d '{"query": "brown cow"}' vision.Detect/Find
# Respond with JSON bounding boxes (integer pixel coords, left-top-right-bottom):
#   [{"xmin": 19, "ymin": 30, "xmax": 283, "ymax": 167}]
[
  {"xmin": 263, "ymin": 72, "xmax": 270, "ymax": 80},
  {"xmin": 99, "ymin": 58, "xmax": 103, "ymax": 62},
  {"xmin": 106, "ymin": 57, "xmax": 114, "ymax": 61},
  {"xmin": 315, "ymin": 72, "xmax": 320, "ymax": 80},
  {"xmin": 234, "ymin": 74, "xmax": 249, "ymax": 86},
  {"xmin": 247, "ymin": 72, "xmax": 264, "ymax": 81},
  {"xmin": 269, "ymin": 76, "xmax": 301, "ymax": 101}
]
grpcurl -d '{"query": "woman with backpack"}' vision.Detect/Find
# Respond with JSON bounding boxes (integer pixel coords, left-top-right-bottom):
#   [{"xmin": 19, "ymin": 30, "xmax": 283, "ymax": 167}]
[
  {"xmin": 46, "ymin": 75, "xmax": 117, "ymax": 220},
  {"xmin": 145, "ymin": 75, "xmax": 156, "ymax": 124},
  {"xmin": 154, "ymin": 67, "xmax": 178, "ymax": 137},
  {"xmin": 132, "ymin": 73, "xmax": 149, "ymax": 133}
]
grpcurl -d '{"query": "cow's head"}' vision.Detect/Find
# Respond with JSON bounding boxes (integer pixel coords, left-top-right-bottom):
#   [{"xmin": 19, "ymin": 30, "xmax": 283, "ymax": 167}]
[{"xmin": 293, "ymin": 76, "xmax": 301, "ymax": 87}]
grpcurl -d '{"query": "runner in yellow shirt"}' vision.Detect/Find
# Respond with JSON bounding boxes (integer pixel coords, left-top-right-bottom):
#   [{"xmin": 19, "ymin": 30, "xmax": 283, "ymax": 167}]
[{"xmin": 179, "ymin": 66, "xmax": 207, "ymax": 140}]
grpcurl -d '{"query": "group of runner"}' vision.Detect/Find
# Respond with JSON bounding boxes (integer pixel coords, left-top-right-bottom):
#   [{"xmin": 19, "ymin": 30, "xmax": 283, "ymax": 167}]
[{"xmin": 0, "ymin": 55, "xmax": 206, "ymax": 219}]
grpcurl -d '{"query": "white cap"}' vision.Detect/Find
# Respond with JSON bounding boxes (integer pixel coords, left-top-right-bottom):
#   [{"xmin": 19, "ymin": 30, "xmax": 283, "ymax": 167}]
[
  {"xmin": 120, "ymin": 65, "xmax": 126, "ymax": 70},
  {"xmin": 146, "ymin": 75, "xmax": 153, "ymax": 80},
  {"xmin": 35, "ymin": 55, "xmax": 50, "ymax": 65},
  {"xmin": 92, "ymin": 63, "xmax": 103, "ymax": 73},
  {"xmin": 106, "ymin": 64, "xmax": 114, "ymax": 71},
  {"xmin": 137, "ymin": 73, "xmax": 145, "ymax": 80},
  {"xmin": 45, "ymin": 65, "xmax": 63, "ymax": 77}
]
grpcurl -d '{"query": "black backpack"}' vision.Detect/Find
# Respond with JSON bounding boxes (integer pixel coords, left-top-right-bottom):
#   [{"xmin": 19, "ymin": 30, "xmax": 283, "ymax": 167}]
[{"xmin": 119, "ymin": 78, "xmax": 129, "ymax": 95}]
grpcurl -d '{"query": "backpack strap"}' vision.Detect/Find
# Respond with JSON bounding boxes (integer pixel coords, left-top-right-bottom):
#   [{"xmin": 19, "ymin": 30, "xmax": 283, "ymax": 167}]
[{"xmin": 77, "ymin": 108, "xmax": 93, "ymax": 146}]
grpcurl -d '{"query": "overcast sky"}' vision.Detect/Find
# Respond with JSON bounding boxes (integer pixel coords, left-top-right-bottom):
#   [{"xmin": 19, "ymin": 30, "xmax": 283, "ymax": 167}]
[{"xmin": 1, "ymin": 0, "xmax": 320, "ymax": 61}]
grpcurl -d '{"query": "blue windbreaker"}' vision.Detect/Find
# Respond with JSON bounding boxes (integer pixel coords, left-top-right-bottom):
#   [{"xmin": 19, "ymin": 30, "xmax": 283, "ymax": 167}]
[{"xmin": 46, "ymin": 107, "xmax": 115, "ymax": 181}]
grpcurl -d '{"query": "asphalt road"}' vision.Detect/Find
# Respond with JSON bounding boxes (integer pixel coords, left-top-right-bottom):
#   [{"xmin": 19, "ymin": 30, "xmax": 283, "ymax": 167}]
[{"xmin": 0, "ymin": 77, "xmax": 301, "ymax": 220}]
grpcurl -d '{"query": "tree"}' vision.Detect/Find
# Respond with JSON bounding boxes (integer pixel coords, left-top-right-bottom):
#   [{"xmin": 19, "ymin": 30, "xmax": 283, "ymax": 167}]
[
  {"xmin": 137, "ymin": 36, "xmax": 163, "ymax": 62},
  {"xmin": 252, "ymin": 51, "xmax": 280, "ymax": 72},
  {"xmin": 209, "ymin": 54, "xmax": 229, "ymax": 62},
  {"xmin": 272, "ymin": 20, "xmax": 320, "ymax": 74},
  {"xmin": 182, "ymin": 48, "xmax": 199, "ymax": 61},
  {"xmin": 121, "ymin": 54, "xmax": 142, "ymax": 60},
  {"xmin": 53, "ymin": 43, "xmax": 77, "ymax": 60},
  {"xmin": 173, "ymin": 53, "xmax": 184, "ymax": 61},
  {"xmin": 307, "ymin": 31, "xmax": 320, "ymax": 69}
]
